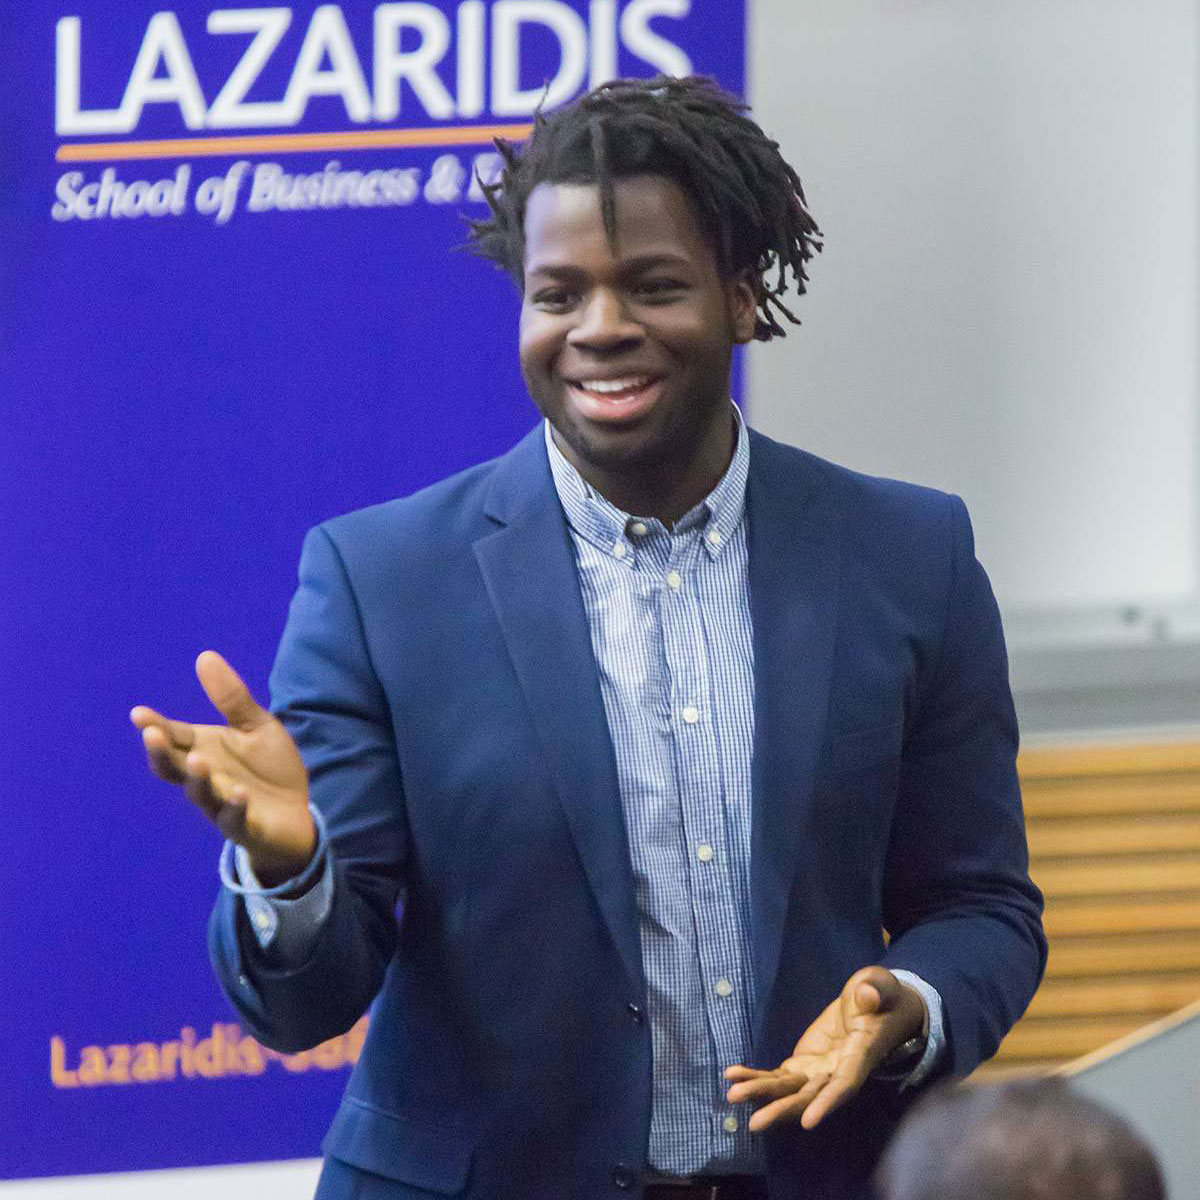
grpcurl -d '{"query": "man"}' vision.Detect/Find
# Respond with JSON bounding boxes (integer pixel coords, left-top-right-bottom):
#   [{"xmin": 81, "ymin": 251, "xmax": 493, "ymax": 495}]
[
  {"xmin": 133, "ymin": 77, "xmax": 1045, "ymax": 1199},
  {"xmin": 874, "ymin": 1079, "xmax": 1166, "ymax": 1200}
]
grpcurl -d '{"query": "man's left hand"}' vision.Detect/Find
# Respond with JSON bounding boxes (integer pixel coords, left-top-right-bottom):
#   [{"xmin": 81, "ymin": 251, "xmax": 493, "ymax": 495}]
[{"xmin": 724, "ymin": 966, "xmax": 927, "ymax": 1132}]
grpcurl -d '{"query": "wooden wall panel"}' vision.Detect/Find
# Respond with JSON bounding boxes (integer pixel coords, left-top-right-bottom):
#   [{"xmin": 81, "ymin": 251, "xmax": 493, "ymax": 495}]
[{"xmin": 973, "ymin": 742, "xmax": 1200, "ymax": 1077}]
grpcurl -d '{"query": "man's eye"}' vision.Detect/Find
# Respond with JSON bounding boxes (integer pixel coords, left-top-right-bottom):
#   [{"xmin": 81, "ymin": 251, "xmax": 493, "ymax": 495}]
[
  {"xmin": 635, "ymin": 279, "xmax": 686, "ymax": 299},
  {"xmin": 533, "ymin": 289, "xmax": 574, "ymax": 310}
]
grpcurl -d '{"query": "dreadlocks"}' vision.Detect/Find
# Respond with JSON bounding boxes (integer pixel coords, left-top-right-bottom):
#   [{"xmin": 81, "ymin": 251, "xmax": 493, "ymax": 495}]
[{"xmin": 467, "ymin": 75, "xmax": 822, "ymax": 341}]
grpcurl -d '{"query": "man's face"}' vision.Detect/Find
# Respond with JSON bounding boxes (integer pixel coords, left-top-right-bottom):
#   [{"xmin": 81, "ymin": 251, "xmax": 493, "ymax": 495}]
[{"xmin": 519, "ymin": 175, "xmax": 756, "ymax": 498}]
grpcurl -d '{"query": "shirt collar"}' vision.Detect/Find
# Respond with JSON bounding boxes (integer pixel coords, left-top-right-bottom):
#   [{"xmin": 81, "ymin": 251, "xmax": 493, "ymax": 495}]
[{"xmin": 544, "ymin": 406, "xmax": 750, "ymax": 558}]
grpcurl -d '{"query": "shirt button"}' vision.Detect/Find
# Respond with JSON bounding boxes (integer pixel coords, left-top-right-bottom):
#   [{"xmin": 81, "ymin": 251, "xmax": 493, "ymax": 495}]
[
  {"xmin": 707, "ymin": 528, "xmax": 723, "ymax": 546},
  {"xmin": 714, "ymin": 978, "xmax": 733, "ymax": 998},
  {"xmin": 696, "ymin": 843, "xmax": 714, "ymax": 862},
  {"xmin": 681, "ymin": 705, "xmax": 700, "ymax": 724},
  {"xmin": 723, "ymin": 1115, "xmax": 739, "ymax": 1133},
  {"xmin": 666, "ymin": 570, "xmax": 682, "ymax": 590},
  {"xmin": 629, "ymin": 521, "xmax": 648, "ymax": 537},
  {"xmin": 612, "ymin": 541, "xmax": 627, "ymax": 559},
  {"xmin": 612, "ymin": 1163, "xmax": 636, "ymax": 1190}
]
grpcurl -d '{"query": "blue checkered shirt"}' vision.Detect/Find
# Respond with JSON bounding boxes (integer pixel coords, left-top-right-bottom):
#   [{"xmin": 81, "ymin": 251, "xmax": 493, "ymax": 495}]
[{"xmin": 544, "ymin": 414, "xmax": 762, "ymax": 1175}]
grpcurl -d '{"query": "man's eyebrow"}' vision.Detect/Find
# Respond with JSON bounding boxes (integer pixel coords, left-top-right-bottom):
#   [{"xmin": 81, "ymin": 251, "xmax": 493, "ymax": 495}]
[
  {"xmin": 525, "ymin": 254, "xmax": 694, "ymax": 280},
  {"xmin": 620, "ymin": 254, "xmax": 693, "ymax": 274},
  {"xmin": 524, "ymin": 263, "xmax": 585, "ymax": 283}
]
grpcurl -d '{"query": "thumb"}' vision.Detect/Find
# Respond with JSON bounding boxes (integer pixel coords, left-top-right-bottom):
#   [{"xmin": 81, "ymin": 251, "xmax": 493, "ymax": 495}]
[
  {"xmin": 195, "ymin": 651, "xmax": 269, "ymax": 732},
  {"xmin": 850, "ymin": 967, "xmax": 900, "ymax": 1016}
]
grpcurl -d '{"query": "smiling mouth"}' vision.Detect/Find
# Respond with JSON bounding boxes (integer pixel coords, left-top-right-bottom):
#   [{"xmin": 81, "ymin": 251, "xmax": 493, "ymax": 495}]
[{"xmin": 565, "ymin": 375, "xmax": 664, "ymax": 421}]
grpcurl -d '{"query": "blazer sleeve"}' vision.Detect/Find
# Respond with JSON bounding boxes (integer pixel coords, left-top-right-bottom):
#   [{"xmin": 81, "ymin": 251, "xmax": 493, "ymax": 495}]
[
  {"xmin": 208, "ymin": 524, "xmax": 407, "ymax": 1053},
  {"xmin": 880, "ymin": 494, "xmax": 1047, "ymax": 1077}
]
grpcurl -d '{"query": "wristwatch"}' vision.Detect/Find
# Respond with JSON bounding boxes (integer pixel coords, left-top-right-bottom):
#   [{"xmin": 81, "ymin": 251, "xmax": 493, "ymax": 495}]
[{"xmin": 873, "ymin": 1035, "xmax": 927, "ymax": 1081}]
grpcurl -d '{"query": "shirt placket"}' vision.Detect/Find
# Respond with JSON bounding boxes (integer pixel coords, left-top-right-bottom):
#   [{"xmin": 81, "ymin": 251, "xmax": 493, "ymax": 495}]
[{"xmin": 659, "ymin": 527, "xmax": 753, "ymax": 1157}]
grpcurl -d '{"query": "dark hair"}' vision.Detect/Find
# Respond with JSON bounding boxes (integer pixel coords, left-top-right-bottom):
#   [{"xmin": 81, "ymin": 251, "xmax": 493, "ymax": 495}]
[
  {"xmin": 875, "ymin": 1079, "xmax": 1166, "ymax": 1200},
  {"xmin": 466, "ymin": 75, "xmax": 821, "ymax": 341}
]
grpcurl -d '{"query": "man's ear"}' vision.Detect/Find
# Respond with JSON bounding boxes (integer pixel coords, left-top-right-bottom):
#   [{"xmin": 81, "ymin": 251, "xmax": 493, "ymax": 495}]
[{"xmin": 728, "ymin": 271, "xmax": 759, "ymax": 344}]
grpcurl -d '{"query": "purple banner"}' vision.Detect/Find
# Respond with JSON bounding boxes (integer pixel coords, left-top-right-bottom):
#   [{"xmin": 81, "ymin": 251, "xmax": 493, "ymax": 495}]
[{"xmin": 0, "ymin": 0, "xmax": 745, "ymax": 1182}]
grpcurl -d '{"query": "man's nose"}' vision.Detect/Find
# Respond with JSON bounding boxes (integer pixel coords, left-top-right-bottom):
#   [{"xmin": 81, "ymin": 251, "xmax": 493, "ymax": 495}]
[{"xmin": 567, "ymin": 289, "xmax": 643, "ymax": 350}]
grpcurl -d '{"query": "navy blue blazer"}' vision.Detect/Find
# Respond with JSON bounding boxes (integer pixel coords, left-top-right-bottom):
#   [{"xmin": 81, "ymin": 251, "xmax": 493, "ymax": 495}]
[{"xmin": 210, "ymin": 426, "xmax": 1045, "ymax": 1200}]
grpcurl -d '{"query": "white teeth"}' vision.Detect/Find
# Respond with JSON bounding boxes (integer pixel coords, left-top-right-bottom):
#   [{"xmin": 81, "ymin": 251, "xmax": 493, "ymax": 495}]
[{"xmin": 577, "ymin": 377, "xmax": 650, "ymax": 394}]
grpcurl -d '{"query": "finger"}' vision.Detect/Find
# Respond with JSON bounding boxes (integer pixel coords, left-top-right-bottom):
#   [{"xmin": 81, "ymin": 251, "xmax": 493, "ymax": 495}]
[
  {"xmin": 852, "ymin": 980, "xmax": 883, "ymax": 1015},
  {"xmin": 141, "ymin": 724, "xmax": 188, "ymax": 784},
  {"xmin": 183, "ymin": 758, "xmax": 250, "ymax": 842},
  {"xmin": 195, "ymin": 651, "xmax": 269, "ymax": 733},
  {"xmin": 183, "ymin": 752, "xmax": 244, "ymax": 822},
  {"xmin": 800, "ymin": 1035, "xmax": 878, "ymax": 1129},
  {"xmin": 799, "ymin": 1070, "xmax": 863, "ymax": 1130},
  {"xmin": 181, "ymin": 753, "xmax": 223, "ymax": 821},
  {"xmin": 727, "ymin": 1073, "xmax": 809, "ymax": 1106},
  {"xmin": 131, "ymin": 706, "xmax": 196, "ymax": 752},
  {"xmin": 747, "ymin": 1076, "xmax": 830, "ymax": 1132},
  {"xmin": 723, "ymin": 1065, "xmax": 772, "ymax": 1082},
  {"xmin": 844, "ymin": 964, "xmax": 901, "ymax": 1019}
]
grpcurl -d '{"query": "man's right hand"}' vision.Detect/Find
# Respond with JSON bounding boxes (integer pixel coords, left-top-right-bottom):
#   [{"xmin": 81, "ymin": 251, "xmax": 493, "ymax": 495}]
[{"xmin": 131, "ymin": 650, "xmax": 315, "ymax": 887}]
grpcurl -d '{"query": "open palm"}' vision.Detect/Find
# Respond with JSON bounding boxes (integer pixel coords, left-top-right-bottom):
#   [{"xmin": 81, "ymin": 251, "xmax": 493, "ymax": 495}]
[
  {"xmin": 725, "ymin": 966, "xmax": 926, "ymax": 1131},
  {"xmin": 131, "ymin": 650, "xmax": 314, "ymax": 884}
]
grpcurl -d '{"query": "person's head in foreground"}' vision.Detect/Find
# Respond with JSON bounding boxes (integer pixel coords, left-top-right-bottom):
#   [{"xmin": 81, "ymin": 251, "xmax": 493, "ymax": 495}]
[
  {"xmin": 466, "ymin": 74, "xmax": 821, "ymax": 521},
  {"xmin": 875, "ymin": 1078, "xmax": 1166, "ymax": 1200}
]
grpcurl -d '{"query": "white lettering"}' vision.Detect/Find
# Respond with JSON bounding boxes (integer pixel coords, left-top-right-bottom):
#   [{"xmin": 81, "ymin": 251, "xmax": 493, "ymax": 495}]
[
  {"xmin": 53, "ymin": 3, "xmax": 697, "ymax": 135},
  {"xmin": 206, "ymin": 8, "xmax": 293, "ymax": 129},
  {"xmin": 51, "ymin": 171, "xmax": 87, "ymax": 220},
  {"xmin": 193, "ymin": 161, "xmax": 250, "ymax": 223},
  {"xmin": 456, "ymin": 1, "xmax": 486, "ymax": 118},
  {"xmin": 247, "ymin": 158, "xmax": 422, "ymax": 211},
  {"xmin": 120, "ymin": 12, "xmax": 207, "ymax": 131},
  {"xmin": 172, "ymin": 163, "xmax": 192, "ymax": 212},
  {"xmin": 50, "ymin": 164, "xmax": 191, "ymax": 221},
  {"xmin": 55, "ymin": 17, "xmax": 126, "ymax": 135},
  {"xmin": 282, "ymin": 5, "xmax": 372, "ymax": 123},
  {"xmin": 76, "ymin": 181, "xmax": 100, "ymax": 218},
  {"xmin": 424, "ymin": 151, "xmax": 465, "ymax": 202},
  {"xmin": 373, "ymin": 4, "xmax": 455, "ymax": 121},
  {"xmin": 145, "ymin": 178, "xmax": 172, "ymax": 214},
  {"xmin": 90, "ymin": 169, "xmax": 119, "ymax": 217},
  {"xmin": 121, "ymin": 180, "xmax": 150, "ymax": 217},
  {"xmin": 220, "ymin": 160, "xmax": 251, "ymax": 222},
  {"xmin": 620, "ymin": 0, "xmax": 693, "ymax": 78},
  {"xmin": 195, "ymin": 174, "xmax": 226, "ymax": 214},
  {"xmin": 588, "ymin": 0, "xmax": 618, "ymax": 89},
  {"xmin": 492, "ymin": 1, "xmax": 587, "ymax": 117}
]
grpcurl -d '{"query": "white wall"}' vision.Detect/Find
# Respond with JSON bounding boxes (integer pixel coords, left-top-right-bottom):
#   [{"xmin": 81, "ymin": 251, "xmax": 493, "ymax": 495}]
[{"xmin": 746, "ymin": 0, "xmax": 1198, "ymax": 615}]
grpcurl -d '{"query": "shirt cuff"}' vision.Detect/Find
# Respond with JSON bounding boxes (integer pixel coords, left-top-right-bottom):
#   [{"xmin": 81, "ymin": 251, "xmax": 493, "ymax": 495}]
[
  {"xmin": 218, "ymin": 805, "xmax": 334, "ymax": 959},
  {"xmin": 886, "ymin": 969, "xmax": 945, "ymax": 1089}
]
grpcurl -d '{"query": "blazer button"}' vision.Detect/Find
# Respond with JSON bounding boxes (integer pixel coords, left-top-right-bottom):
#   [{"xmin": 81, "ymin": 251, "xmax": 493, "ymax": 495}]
[
  {"xmin": 612, "ymin": 1163, "xmax": 636, "ymax": 1190},
  {"xmin": 626, "ymin": 1003, "xmax": 644, "ymax": 1024}
]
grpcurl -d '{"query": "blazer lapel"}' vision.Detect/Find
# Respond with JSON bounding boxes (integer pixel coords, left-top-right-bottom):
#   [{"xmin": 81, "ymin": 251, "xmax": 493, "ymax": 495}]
[
  {"xmin": 746, "ymin": 433, "xmax": 842, "ymax": 1043},
  {"xmin": 472, "ymin": 431, "xmax": 644, "ymax": 998}
]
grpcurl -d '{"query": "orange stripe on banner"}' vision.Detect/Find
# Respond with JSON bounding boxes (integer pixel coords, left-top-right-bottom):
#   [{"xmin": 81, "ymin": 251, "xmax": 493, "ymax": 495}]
[{"xmin": 55, "ymin": 123, "xmax": 535, "ymax": 163}]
